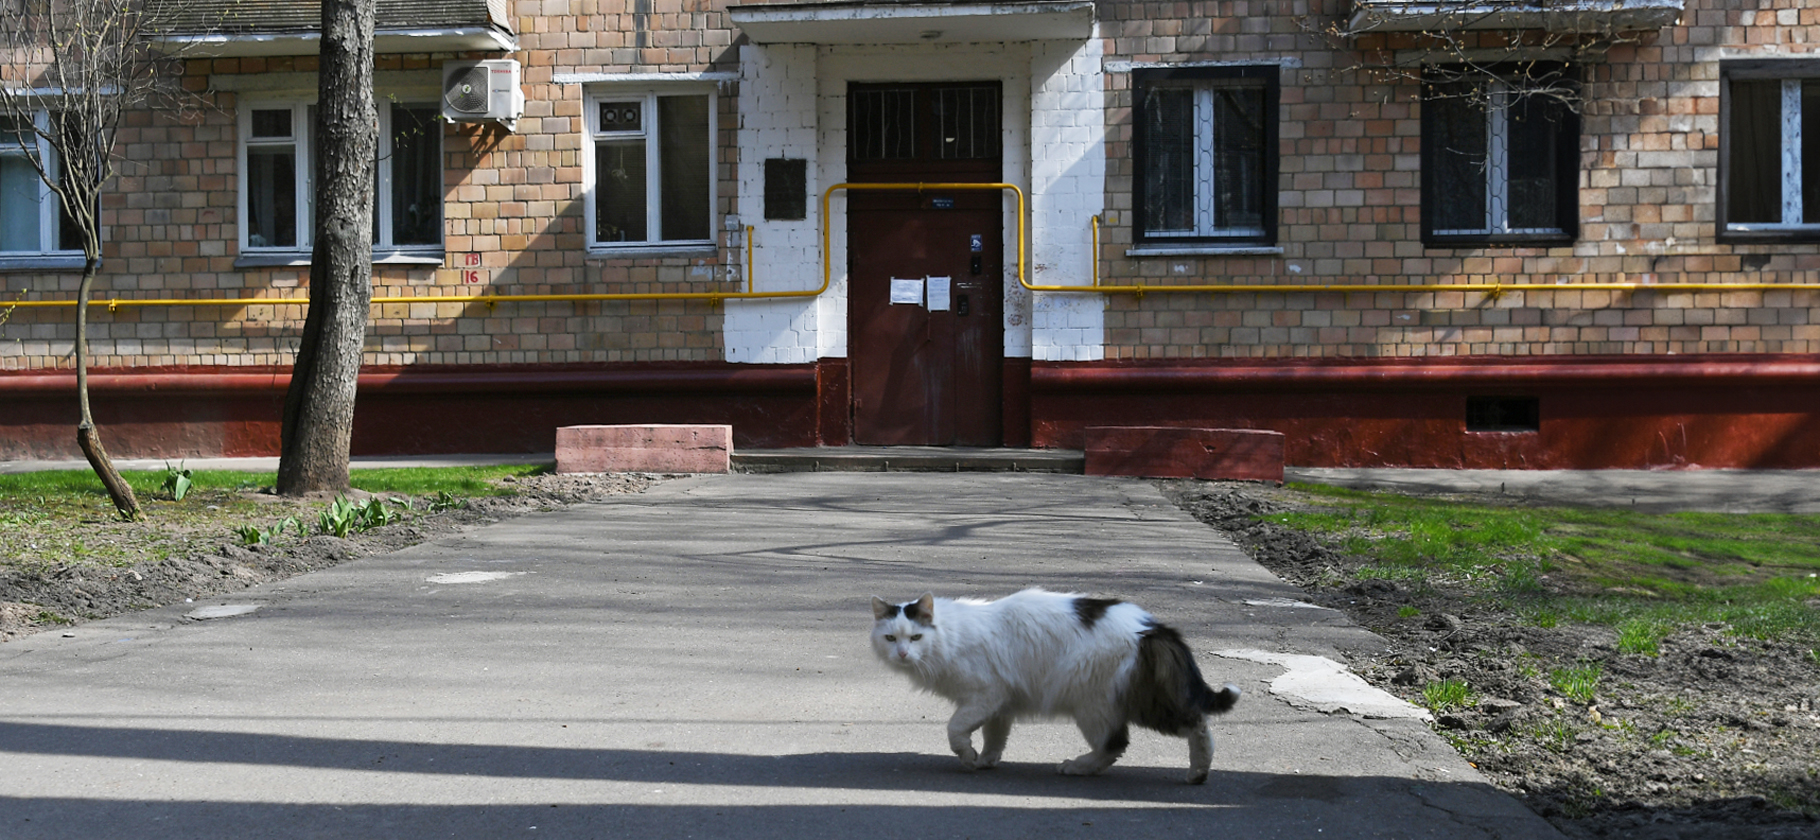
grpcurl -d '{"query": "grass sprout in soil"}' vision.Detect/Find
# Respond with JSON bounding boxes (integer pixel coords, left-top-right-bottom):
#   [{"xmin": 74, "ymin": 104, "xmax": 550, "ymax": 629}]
[{"xmin": 1165, "ymin": 479, "xmax": 1820, "ymax": 840}]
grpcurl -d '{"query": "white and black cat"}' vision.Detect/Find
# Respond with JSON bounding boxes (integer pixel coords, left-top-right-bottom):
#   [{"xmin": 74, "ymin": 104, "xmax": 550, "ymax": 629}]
[{"xmin": 870, "ymin": 588, "xmax": 1240, "ymax": 784}]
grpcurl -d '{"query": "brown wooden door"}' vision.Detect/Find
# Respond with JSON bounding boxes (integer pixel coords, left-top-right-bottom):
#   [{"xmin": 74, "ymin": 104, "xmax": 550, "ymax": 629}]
[{"xmin": 846, "ymin": 82, "xmax": 1004, "ymax": 446}]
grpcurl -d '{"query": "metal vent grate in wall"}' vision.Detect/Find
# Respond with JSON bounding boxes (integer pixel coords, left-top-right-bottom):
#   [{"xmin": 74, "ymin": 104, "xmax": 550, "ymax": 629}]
[{"xmin": 1466, "ymin": 396, "xmax": 1540, "ymax": 432}]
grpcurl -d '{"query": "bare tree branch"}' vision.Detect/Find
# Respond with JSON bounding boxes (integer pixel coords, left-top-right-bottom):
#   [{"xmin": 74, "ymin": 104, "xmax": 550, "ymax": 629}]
[
  {"xmin": 0, "ymin": 0, "xmax": 213, "ymax": 518},
  {"xmin": 1304, "ymin": 0, "xmax": 1675, "ymax": 111}
]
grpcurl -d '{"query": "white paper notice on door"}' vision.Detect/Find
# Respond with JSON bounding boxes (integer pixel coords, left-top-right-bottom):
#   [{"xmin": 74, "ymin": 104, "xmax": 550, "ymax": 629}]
[
  {"xmin": 925, "ymin": 276, "xmax": 952, "ymax": 311},
  {"xmin": 890, "ymin": 277, "xmax": 924, "ymax": 305}
]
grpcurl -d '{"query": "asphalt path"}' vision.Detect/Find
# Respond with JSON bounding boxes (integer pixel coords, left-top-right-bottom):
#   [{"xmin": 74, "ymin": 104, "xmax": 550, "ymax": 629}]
[{"xmin": 0, "ymin": 472, "xmax": 1564, "ymax": 838}]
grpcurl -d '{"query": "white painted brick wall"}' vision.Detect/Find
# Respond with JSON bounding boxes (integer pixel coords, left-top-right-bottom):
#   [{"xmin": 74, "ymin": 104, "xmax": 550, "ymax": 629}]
[
  {"xmin": 730, "ymin": 39, "xmax": 1102, "ymax": 363},
  {"xmin": 728, "ymin": 43, "xmax": 823, "ymax": 365},
  {"xmin": 1028, "ymin": 33, "xmax": 1106, "ymax": 362},
  {"xmin": 819, "ymin": 43, "xmax": 1033, "ymax": 361}
]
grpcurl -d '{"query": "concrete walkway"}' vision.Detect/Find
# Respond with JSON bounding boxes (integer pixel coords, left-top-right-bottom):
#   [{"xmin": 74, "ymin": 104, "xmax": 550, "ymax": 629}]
[{"xmin": 0, "ymin": 472, "xmax": 1563, "ymax": 839}]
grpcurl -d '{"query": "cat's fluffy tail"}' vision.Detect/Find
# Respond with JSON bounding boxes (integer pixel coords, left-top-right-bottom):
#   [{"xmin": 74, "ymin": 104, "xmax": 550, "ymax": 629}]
[{"xmin": 1127, "ymin": 623, "xmax": 1241, "ymax": 735}]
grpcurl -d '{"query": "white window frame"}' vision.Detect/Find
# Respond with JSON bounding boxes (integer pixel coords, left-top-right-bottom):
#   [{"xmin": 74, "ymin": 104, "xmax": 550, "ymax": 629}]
[
  {"xmin": 0, "ymin": 110, "xmax": 79, "ymax": 259},
  {"xmin": 583, "ymin": 84, "xmax": 717, "ymax": 254},
  {"xmin": 237, "ymin": 99, "xmax": 444, "ymax": 260},
  {"xmin": 375, "ymin": 102, "xmax": 444, "ymax": 257},
  {"xmin": 237, "ymin": 101, "xmax": 311, "ymax": 255},
  {"xmin": 1725, "ymin": 78, "xmax": 1810, "ymax": 234}
]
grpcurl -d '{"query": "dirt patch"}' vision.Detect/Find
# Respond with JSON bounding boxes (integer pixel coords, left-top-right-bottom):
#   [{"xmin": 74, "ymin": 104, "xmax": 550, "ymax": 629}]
[
  {"xmin": 0, "ymin": 472, "xmax": 660, "ymax": 642},
  {"xmin": 1165, "ymin": 480, "xmax": 1820, "ymax": 840}
]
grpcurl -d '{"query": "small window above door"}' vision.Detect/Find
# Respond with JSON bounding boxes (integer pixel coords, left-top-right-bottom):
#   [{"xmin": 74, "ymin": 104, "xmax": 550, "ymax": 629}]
[{"xmin": 847, "ymin": 82, "xmax": 1002, "ymax": 181}]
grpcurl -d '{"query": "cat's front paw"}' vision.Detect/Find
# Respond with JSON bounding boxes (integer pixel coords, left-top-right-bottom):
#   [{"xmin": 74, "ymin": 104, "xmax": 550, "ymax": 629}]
[
  {"xmin": 1185, "ymin": 768, "xmax": 1209, "ymax": 785},
  {"xmin": 954, "ymin": 745, "xmax": 983, "ymax": 770},
  {"xmin": 1057, "ymin": 757, "xmax": 1101, "ymax": 776},
  {"xmin": 975, "ymin": 750, "xmax": 1003, "ymax": 769}
]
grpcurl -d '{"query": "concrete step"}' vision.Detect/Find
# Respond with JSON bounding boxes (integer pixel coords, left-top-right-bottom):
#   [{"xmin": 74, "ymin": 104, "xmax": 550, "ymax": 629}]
[{"xmin": 732, "ymin": 446, "xmax": 1085, "ymax": 474}]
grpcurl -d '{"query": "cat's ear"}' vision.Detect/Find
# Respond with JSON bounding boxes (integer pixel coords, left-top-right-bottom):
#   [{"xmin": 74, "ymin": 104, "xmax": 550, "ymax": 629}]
[
  {"xmin": 909, "ymin": 592, "xmax": 936, "ymax": 625},
  {"xmin": 871, "ymin": 596, "xmax": 897, "ymax": 620}
]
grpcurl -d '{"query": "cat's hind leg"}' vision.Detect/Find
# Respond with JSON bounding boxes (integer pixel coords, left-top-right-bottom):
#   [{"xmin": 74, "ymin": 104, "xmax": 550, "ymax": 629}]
[
  {"xmin": 1185, "ymin": 716, "xmax": 1214, "ymax": 785},
  {"xmin": 1059, "ymin": 716, "xmax": 1129, "ymax": 777},
  {"xmin": 976, "ymin": 714, "xmax": 1013, "ymax": 769},
  {"xmin": 946, "ymin": 699, "xmax": 1003, "ymax": 770}
]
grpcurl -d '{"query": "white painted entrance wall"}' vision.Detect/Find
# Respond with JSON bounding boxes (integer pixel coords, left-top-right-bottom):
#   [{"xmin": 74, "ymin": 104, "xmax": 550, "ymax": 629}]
[
  {"xmin": 728, "ymin": 43, "xmax": 822, "ymax": 365},
  {"xmin": 725, "ymin": 35, "xmax": 1107, "ymax": 364},
  {"xmin": 1029, "ymin": 33, "xmax": 1106, "ymax": 362}
]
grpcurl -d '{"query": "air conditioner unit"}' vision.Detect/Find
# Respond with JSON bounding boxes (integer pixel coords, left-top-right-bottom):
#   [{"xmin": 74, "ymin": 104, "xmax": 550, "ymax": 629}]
[{"xmin": 441, "ymin": 59, "xmax": 523, "ymax": 129}]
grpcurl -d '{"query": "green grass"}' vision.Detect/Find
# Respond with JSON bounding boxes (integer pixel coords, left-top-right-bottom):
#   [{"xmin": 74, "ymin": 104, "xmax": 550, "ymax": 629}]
[
  {"xmin": 1423, "ymin": 678, "xmax": 1473, "ymax": 711},
  {"xmin": 1550, "ymin": 662, "xmax": 1603, "ymax": 704},
  {"xmin": 0, "ymin": 463, "xmax": 547, "ymax": 500},
  {"xmin": 1616, "ymin": 617, "xmax": 1669, "ymax": 656},
  {"xmin": 0, "ymin": 463, "xmax": 549, "ymax": 570},
  {"xmin": 347, "ymin": 463, "xmax": 547, "ymax": 496},
  {"xmin": 1270, "ymin": 483, "xmax": 1820, "ymax": 643},
  {"xmin": 1530, "ymin": 718, "xmax": 1579, "ymax": 753}
]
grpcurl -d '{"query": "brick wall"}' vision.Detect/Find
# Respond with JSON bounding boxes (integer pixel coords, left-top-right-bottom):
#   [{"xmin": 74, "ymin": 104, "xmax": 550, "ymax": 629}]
[
  {"xmin": 5, "ymin": 0, "xmax": 1818, "ymax": 376},
  {"xmin": 2, "ymin": 0, "xmax": 745, "ymax": 372},
  {"xmin": 1094, "ymin": 0, "xmax": 1820, "ymax": 360}
]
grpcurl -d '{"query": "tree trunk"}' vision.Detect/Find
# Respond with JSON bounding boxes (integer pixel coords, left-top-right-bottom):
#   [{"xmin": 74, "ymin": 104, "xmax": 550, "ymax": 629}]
[
  {"xmin": 276, "ymin": 0, "xmax": 377, "ymax": 496},
  {"xmin": 74, "ymin": 255, "xmax": 141, "ymax": 519}
]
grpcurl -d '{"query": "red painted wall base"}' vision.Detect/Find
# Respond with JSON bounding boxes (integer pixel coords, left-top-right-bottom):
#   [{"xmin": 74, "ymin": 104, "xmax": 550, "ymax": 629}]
[
  {"xmin": 1, "ymin": 363, "xmax": 818, "ymax": 461},
  {"xmin": 1085, "ymin": 426, "xmax": 1286, "ymax": 480},
  {"xmin": 4, "ymin": 354, "xmax": 1818, "ymax": 469},
  {"xmin": 1033, "ymin": 355, "xmax": 1820, "ymax": 470}
]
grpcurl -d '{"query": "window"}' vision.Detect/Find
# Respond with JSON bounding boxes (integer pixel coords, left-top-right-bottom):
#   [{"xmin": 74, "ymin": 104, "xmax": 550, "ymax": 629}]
[
  {"xmin": 1421, "ymin": 69, "xmax": 1579, "ymax": 246},
  {"xmin": 0, "ymin": 113, "xmax": 78, "ymax": 256},
  {"xmin": 1133, "ymin": 65, "xmax": 1278, "ymax": 247},
  {"xmin": 241, "ymin": 104, "xmax": 306, "ymax": 251},
  {"xmin": 586, "ymin": 89, "xmax": 713, "ymax": 248},
  {"xmin": 378, "ymin": 105, "xmax": 443, "ymax": 250},
  {"xmin": 238, "ymin": 101, "xmax": 443, "ymax": 257},
  {"xmin": 1720, "ymin": 62, "xmax": 1820, "ymax": 242}
]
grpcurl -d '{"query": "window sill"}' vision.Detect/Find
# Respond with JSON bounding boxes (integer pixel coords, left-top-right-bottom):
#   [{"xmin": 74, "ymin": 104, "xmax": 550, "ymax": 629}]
[
  {"xmin": 235, "ymin": 250, "xmax": 447, "ymax": 269},
  {"xmin": 587, "ymin": 244, "xmax": 718, "ymax": 260},
  {"xmin": 1718, "ymin": 226, "xmax": 1820, "ymax": 245},
  {"xmin": 1422, "ymin": 235, "xmax": 1575, "ymax": 249},
  {"xmin": 1126, "ymin": 245, "xmax": 1283, "ymax": 257},
  {"xmin": 0, "ymin": 254, "xmax": 87, "ymax": 272},
  {"xmin": 374, "ymin": 250, "xmax": 446, "ymax": 266},
  {"xmin": 236, "ymin": 252, "xmax": 311, "ymax": 268}
]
